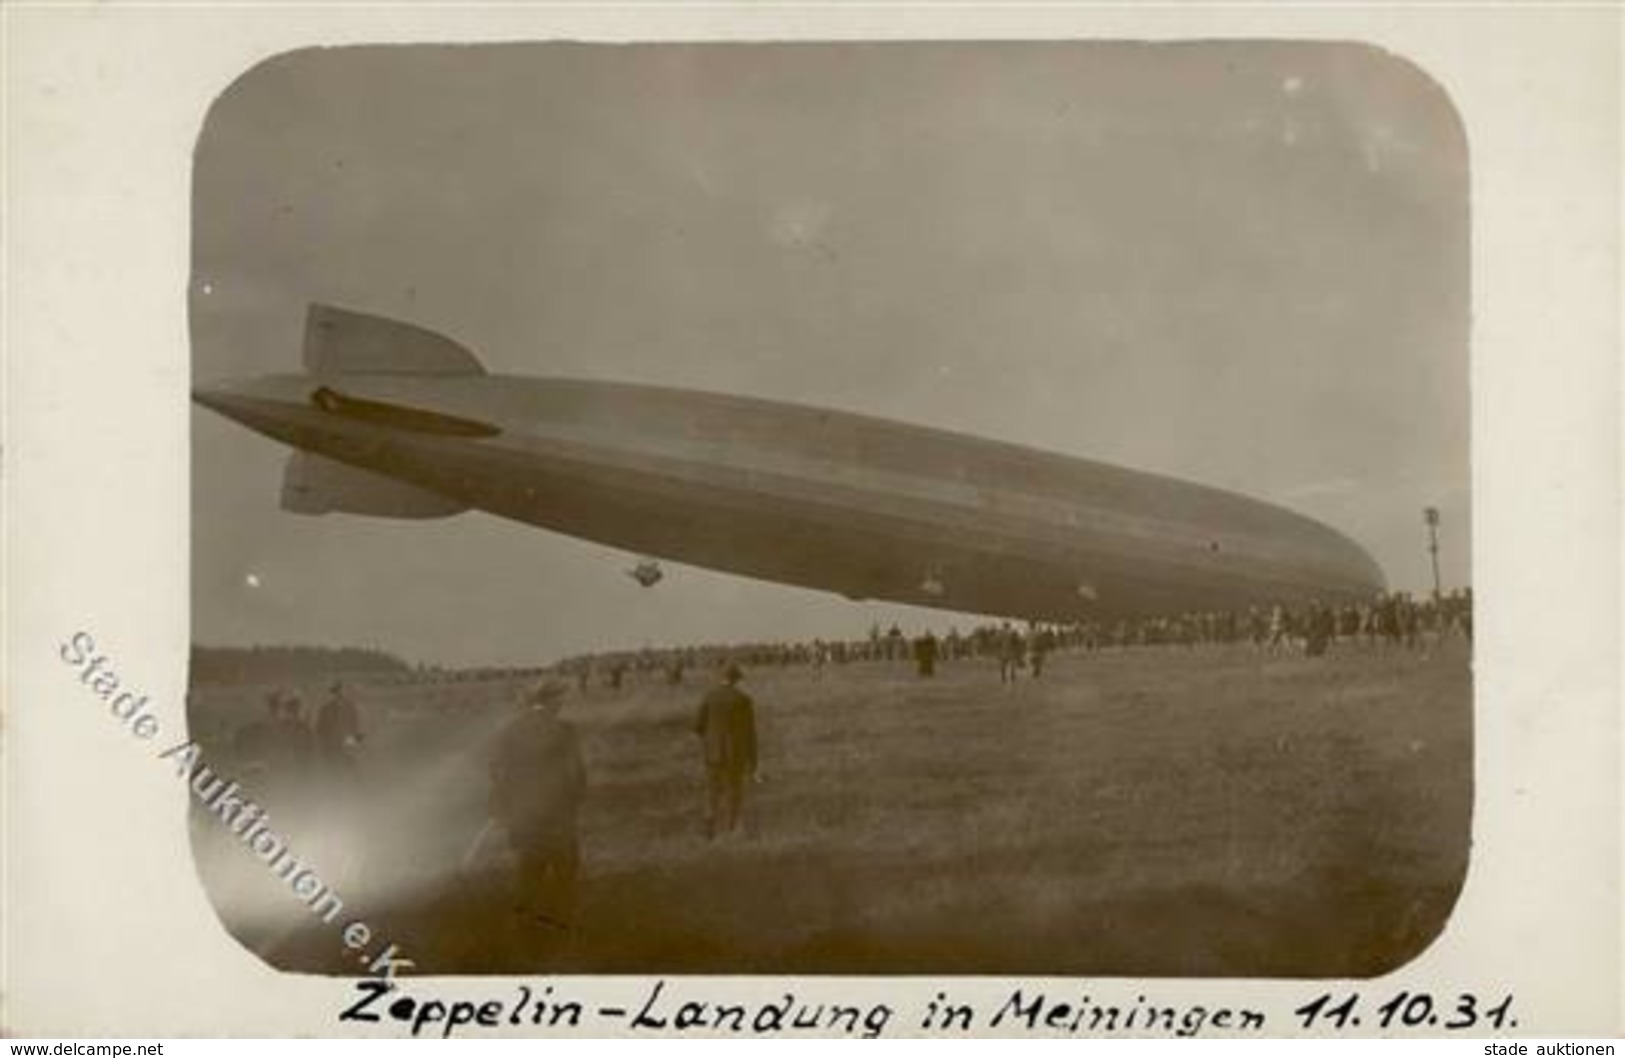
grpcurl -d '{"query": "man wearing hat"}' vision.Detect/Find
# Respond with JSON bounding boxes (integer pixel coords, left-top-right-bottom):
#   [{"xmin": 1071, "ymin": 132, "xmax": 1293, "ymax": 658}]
[
  {"xmin": 232, "ymin": 691, "xmax": 281, "ymax": 780},
  {"xmin": 693, "ymin": 663, "xmax": 759, "ymax": 839},
  {"xmin": 316, "ymin": 680, "xmax": 364, "ymax": 780},
  {"xmin": 489, "ymin": 679, "xmax": 587, "ymax": 927}
]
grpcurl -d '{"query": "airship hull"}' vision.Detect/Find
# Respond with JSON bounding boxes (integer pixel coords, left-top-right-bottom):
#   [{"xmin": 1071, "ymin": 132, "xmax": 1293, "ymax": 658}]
[{"xmin": 195, "ymin": 368, "xmax": 1386, "ymax": 623}]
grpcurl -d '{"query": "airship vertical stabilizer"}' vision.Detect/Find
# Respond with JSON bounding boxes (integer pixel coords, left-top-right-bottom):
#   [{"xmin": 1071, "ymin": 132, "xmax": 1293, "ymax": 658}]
[{"xmin": 303, "ymin": 303, "xmax": 486, "ymax": 377}]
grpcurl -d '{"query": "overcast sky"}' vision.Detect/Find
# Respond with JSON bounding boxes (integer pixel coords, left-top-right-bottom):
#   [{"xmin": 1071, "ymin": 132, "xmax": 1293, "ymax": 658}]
[{"xmin": 190, "ymin": 41, "xmax": 1469, "ymax": 668}]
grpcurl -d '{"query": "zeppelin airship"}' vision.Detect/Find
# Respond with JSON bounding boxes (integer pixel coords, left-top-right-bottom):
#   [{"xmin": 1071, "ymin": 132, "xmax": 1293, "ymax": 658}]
[{"xmin": 193, "ymin": 304, "xmax": 1385, "ymax": 622}]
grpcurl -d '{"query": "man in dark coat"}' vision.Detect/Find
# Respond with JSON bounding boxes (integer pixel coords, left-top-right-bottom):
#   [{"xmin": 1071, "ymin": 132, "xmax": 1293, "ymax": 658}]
[
  {"xmin": 1304, "ymin": 601, "xmax": 1333, "ymax": 657},
  {"xmin": 913, "ymin": 630, "xmax": 939, "ymax": 677},
  {"xmin": 998, "ymin": 623, "xmax": 1025, "ymax": 683},
  {"xmin": 490, "ymin": 680, "xmax": 587, "ymax": 927},
  {"xmin": 316, "ymin": 681, "xmax": 364, "ymax": 784},
  {"xmin": 313, "ymin": 681, "xmax": 367, "ymax": 887},
  {"xmin": 267, "ymin": 693, "xmax": 316, "ymax": 786},
  {"xmin": 1029, "ymin": 626, "xmax": 1053, "ymax": 677},
  {"xmin": 694, "ymin": 664, "xmax": 758, "ymax": 839},
  {"xmin": 232, "ymin": 692, "xmax": 280, "ymax": 779}
]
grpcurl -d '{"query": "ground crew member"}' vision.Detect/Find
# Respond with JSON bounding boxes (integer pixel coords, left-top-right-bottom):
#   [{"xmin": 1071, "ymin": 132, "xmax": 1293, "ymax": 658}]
[
  {"xmin": 999, "ymin": 623, "xmax": 1025, "ymax": 683},
  {"xmin": 490, "ymin": 680, "xmax": 587, "ymax": 928},
  {"xmin": 314, "ymin": 681, "xmax": 367, "ymax": 885},
  {"xmin": 694, "ymin": 664, "xmax": 758, "ymax": 838},
  {"xmin": 316, "ymin": 680, "xmax": 364, "ymax": 782},
  {"xmin": 914, "ymin": 630, "xmax": 939, "ymax": 677},
  {"xmin": 1029, "ymin": 626, "xmax": 1053, "ymax": 677}
]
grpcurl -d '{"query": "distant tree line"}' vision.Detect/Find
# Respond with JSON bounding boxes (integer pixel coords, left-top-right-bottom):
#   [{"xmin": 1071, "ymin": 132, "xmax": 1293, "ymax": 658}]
[{"xmin": 190, "ymin": 644, "xmax": 413, "ymax": 686}]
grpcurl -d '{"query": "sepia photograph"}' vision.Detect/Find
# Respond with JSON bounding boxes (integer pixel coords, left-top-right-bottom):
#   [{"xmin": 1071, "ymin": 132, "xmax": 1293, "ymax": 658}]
[
  {"xmin": 184, "ymin": 40, "xmax": 1473, "ymax": 979},
  {"xmin": 8, "ymin": 0, "xmax": 1625, "ymax": 1038}
]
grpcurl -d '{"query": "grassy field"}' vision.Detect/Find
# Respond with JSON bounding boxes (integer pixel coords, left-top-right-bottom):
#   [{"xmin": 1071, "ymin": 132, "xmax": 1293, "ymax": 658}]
[{"xmin": 186, "ymin": 637, "xmax": 1471, "ymax": 978}]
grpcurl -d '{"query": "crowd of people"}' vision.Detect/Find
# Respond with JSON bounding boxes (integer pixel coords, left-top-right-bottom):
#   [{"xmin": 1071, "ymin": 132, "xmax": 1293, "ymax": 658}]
[
  {"xmin": 552, "ymin": 587, "xmax": 1474, "ymax": 691},
  {"xmin": 206, "ymin": 681, "xmax": 369, "ymax": 899},
  {"xmin": 230, "ymin": 680, "xmax": 366, "ymax": 790},
  {"xmin": 214, "ymin": 661, "xmax": 765, "ymax": 936}
]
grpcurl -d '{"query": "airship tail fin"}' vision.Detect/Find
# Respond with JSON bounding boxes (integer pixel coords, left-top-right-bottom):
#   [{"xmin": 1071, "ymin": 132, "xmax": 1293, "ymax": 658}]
[
  {"xmin": 303, "ymin": 303, "xmax": 486, "ymax": 377},
  {"xmin": 282, "ymin": 451, "xmax": 467, "ymax": 519}
]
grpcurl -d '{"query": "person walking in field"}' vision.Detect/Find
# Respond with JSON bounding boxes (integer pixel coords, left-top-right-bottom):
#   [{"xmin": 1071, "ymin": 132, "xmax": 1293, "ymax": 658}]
[
  {"xmin": 1029, "ymin": 626, "xmax": 1053, "ymax": 677},
  {"xmin": 1397, "ymin": 592, "xmax": 1421, "ymax": 650},
  {"xmin": 316, "ymin": 681, "xmax": 364, "ymax": 784},
  {"xmin": 232, "ymin": 691, "xmax": 281, "ymax": 781},
  {"xmin": 693, "ymin": 664, "xmax": 758, "ymax": 839},
  {"xmin": 489, "ymin": 680, "xmax": 587, "ymax": 928},
  {"xmin": 1304, "ymin": 601, "xmax": 1333, "ymax": 657},
  {"xmin": 998, "ymin": 623, "xmax": 1025, "ymax": 683},
  {"xmin": 913, "ymin": 630, "xmax": 939, "ymax": 677},
  {"xmin": 267, "ymin": 693, "xmax": 317, "ymax": 783},
  {"xmin": 1246, "ymin": 606, "xmax": 1267, "ymax": 649},
  {"xmin": 313, "ymin": 681, "xmax": 367, "ymax": 888}
]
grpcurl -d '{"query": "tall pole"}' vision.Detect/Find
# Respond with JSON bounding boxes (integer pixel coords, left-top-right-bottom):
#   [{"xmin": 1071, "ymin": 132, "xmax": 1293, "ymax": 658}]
[{"xmin": 1424, "ymin": 506, "xmax": 1442, "ymax": 600}]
